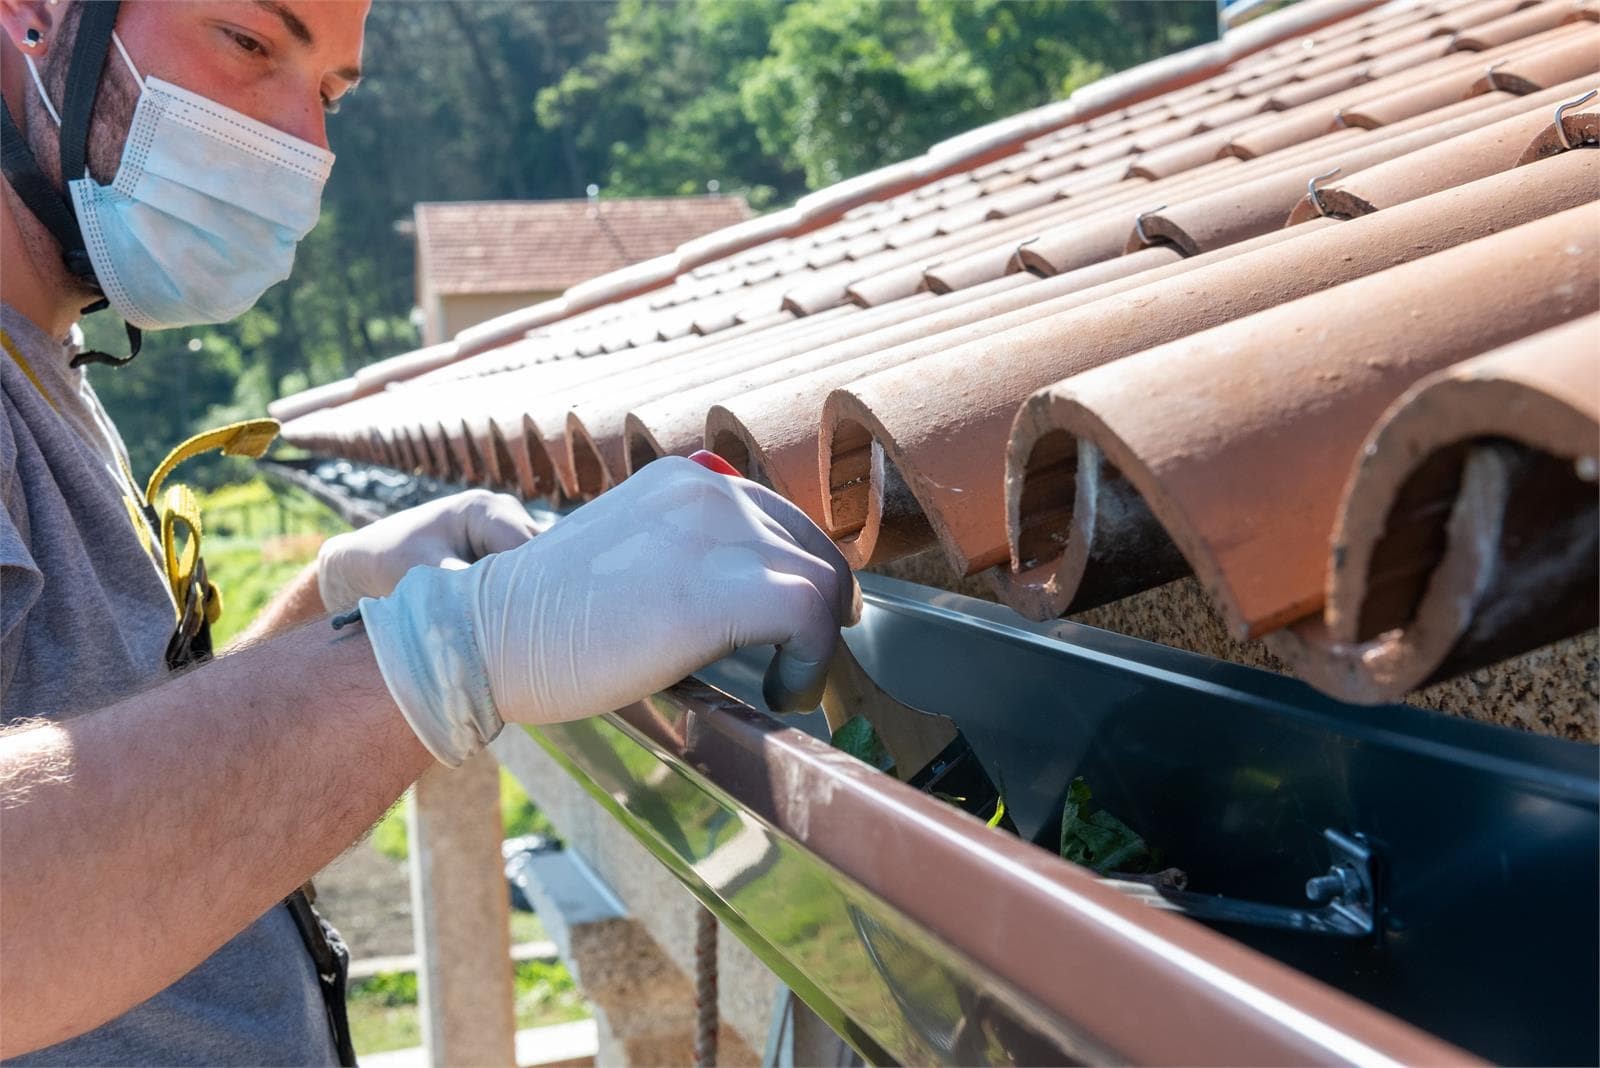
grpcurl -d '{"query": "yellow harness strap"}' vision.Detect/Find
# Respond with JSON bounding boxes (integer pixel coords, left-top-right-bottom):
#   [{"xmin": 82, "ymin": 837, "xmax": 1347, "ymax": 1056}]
[
  {"xmin": 1, "ymin": 328, "xmax": 57, "ymax": 412},
  {"xmin": 4, "ymin": 326, "xmax": 280, "ymax": 628},
  {"xmin": 146, "ymin": 419, "xmax": 280, "ymax": 623}
]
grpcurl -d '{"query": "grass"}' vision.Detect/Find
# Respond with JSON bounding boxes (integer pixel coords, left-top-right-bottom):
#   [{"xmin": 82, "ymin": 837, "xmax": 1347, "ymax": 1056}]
[
  {"xmin": 347, "ymin": 956, "xmax": 590, "ymax": 1056},
  {"xmin": 195, "ymin": 477, "xmax": 347, "ymax": 648},
  {"xmin": 511, "ymin": 910, "xmax": 548, "ymax": 946},
  {"xmin": 372, "ymin": 768, "xmax": 559, "ymax": 862}
]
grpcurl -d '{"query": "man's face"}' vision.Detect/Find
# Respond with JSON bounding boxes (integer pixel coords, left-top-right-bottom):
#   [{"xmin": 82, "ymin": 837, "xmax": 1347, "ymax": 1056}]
[
  {"xmin": 27, "ymin": 0, "xmax": 368, "ymax": 185},
  {"xmin": 118, "ymin": 0, "xmax": 368, "ymax": 150}
]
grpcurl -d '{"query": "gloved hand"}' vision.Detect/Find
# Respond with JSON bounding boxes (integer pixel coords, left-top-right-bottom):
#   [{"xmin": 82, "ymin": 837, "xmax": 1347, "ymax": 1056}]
[
  {"xmin": 317, "ymin": 489, "xmax": 545, "ymax": 613},
  {"xmin": 359, "ymin": 457, "xmax": 860, "ymax": 766}
]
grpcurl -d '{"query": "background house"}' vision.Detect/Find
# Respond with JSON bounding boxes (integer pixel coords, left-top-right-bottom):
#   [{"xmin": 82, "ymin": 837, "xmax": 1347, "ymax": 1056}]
[{"xmin": 412, "ymin": 196, "xmax": 752, "ymax": 344}]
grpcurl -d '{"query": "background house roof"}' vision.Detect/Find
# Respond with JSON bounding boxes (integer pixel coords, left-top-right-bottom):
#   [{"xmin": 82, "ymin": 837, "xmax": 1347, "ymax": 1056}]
[{"xmin": 413, "ymin": 196, "xmax": 753, "ymax": 296}]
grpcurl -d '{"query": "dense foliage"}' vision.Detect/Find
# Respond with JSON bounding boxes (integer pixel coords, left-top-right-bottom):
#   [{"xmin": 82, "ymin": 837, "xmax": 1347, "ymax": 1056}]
[{"xmin": 86, "ymin": 0, "xmax": 1214, "ymax": 487}]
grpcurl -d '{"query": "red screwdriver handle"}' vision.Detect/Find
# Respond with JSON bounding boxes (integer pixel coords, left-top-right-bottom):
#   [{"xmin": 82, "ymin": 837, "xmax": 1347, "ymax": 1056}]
[{"xmin": 688, "ymin": 449, "xmax": 741, "ymax": 478}]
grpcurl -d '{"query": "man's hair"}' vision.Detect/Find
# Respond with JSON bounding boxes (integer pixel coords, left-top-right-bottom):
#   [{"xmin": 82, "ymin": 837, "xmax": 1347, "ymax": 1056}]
[{"xmin": 26, "ymin": 2, "xmax": 138, "ymax": 189}]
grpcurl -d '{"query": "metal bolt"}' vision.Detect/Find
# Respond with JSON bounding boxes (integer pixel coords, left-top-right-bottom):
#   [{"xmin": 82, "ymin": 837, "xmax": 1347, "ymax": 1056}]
[{"xmin": 1306, "ymin": 865, "xmax": 1357, "ymax": 904}]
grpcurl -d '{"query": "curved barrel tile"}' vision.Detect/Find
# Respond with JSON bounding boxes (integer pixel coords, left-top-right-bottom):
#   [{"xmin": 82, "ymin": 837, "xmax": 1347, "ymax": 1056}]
[
  {"xmin": 998, "ymin": 204, "xmax": 1598, "ymax": 638},
  {"xmin": 1269, "ymin": 314, "xmax": 1600, "ymax": 702}
]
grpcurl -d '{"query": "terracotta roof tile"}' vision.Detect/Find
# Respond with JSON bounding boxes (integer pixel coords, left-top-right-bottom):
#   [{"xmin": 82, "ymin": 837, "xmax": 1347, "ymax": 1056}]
[
  {"xmin": 998, "ymin": 195, "xmax": 1597, "ymax": 634},
  {"xmin": 825, "ymin": 162, "xmax": 1594, "ymax": 578},
  {"xmin": 1286, "ymin": 89, "xmax": 1600, "ymax": 219},
  {"xmin": 1269, "ymin": 312, "xmax": 1600, "ymax": 701},
  {"xmin": 1148, "ymin": 77, "xmax": 1580, "ymax": 253},
  {"xmin": 1466, "ymin": 21, "xmax": 1600, "ymax": 90},
  {"xmin": 277, "ymin": 0, "xmax": 1599, "ymax": 713},
  {"xmin": 1452, "ymin": 0, "xmax": 1587, "ymax": 49}
]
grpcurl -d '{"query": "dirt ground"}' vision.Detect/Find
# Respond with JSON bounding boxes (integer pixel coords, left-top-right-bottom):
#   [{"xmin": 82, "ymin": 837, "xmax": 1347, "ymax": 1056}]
[{"xmin": 313, "ymin": 838, "xmax": 416, "ymax": 960}]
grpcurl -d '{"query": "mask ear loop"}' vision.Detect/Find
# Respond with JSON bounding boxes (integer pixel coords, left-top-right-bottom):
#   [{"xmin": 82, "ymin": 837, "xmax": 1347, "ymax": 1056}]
[
  {"xmin": 110, "ymin": 31, "xmax": 143, "ymax": 86},
  {"xmin": 66, "ymin": 28, "xmax": 147, "ymax": 369},
  {"xmin": 68, "ymin": 30, "xmax": 148, "ymax": 370},
  {"xmin": 22, "ymin": 56, "xmax": 63, "ymax": 127}
]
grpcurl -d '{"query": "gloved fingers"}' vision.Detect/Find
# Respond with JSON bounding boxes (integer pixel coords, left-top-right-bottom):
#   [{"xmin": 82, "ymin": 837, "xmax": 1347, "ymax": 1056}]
[
  {"xmin": 730, "ymin": 477, "xmax": 861, "ymax": 626},
  {"xmin": 747, "ymin": 537, "xmax": 849, "ymax": 628},
  {"xmin": 456, "ymin": 490, "xmax": 543, "ymax": 559},
  {"xmin": 737, "ymin": 573, "xmax": 839, "ymax": 713}
]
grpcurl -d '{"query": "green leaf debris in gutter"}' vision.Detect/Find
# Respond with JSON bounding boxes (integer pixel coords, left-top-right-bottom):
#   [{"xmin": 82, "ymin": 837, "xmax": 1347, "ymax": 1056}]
[
  {"xmin": 831, "ymin": 715, "xmax": 895, "ymax": 774},
  {"xmin": 1059, "ymin": 776, "xmax": 1154, "ymax": 874}
]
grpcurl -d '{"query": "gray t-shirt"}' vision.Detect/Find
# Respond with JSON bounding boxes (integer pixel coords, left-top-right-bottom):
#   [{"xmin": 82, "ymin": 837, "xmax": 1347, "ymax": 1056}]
[{"xmin": 1, "ymin": 305, "xmax": 338, "ymax": 1065}]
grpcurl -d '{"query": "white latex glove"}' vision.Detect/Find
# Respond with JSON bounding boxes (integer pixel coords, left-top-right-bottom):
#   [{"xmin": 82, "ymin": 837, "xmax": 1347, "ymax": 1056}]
[
  {"xmin": 358, "ymin": 457, "xmax": 860, "ymax": 766},
  {"xmin": 317, "ymin": 490, "xmax": 546, "ymax": 613}
]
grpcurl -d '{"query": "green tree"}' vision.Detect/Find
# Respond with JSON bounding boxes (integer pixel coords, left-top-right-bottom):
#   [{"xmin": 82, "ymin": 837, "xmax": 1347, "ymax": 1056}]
[
  {"xmin": 742, "ymin": 0, "xmax": 1216, "ymax": 189},
  {"xmin": 740, "ymin": 0, "xmax": 990, "ymax": 189},
  {"xmin": 537, "ymin": 0, "xmax": 804, "ymax": 209}
]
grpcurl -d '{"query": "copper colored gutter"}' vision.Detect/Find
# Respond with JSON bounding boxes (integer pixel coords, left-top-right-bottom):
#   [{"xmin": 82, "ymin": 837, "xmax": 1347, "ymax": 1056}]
[
  {"xmin": 820, "ymin": 156, "xmax": 1593, "ymax": 581},
  {"xmin": 557, "ymin": 686, "xmax": 1468, "ymax": 1066},
  {"xmin": 1267, "ymin": 313, "xmax": 1600, "ymax": 703},
  {"xmin": 997, "ymin": 195, "xmax": 1599, "ymax": 639}
]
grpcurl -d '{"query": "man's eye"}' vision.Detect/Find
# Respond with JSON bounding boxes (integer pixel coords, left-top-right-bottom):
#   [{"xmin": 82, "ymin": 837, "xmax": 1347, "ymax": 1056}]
[
  {"xmin": 225, "ymin": 28, "xmax": 268, "ymax": 57},
  {"xmin": 321, "ymin": 95, "xmax": 341, "ymax": 116}
]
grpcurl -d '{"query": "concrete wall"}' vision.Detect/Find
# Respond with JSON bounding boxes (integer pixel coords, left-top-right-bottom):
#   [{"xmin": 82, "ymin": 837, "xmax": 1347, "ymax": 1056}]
[
  {"xmin": 421, "ymin": 290, "xmax": 561, "ymax": 345},
  {"xmin": 491, "ymin": 730, "xmax": 778, "ymax": 1066}
]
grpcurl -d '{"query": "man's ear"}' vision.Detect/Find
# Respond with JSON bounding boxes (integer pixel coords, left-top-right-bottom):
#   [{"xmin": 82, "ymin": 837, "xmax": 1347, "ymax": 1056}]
[{"xmin": 0, "ymin": 0, "xmax": 58, "ymax": 59}]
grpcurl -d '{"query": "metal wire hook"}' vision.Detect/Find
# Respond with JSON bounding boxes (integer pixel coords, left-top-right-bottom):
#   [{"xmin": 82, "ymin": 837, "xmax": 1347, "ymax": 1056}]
[
  {"xmin": 1333, "ymin": 108, "xmax": 1350, "ymax": 129},
  {"xmin": 1554, "ymin": 89, "xmax": 1599, "ymax": 151},
  {"xmin": 1483, "ymin": 61, "xmax": 1506, "ymax": 92},
  {"xmin": 1307, "ymin": 167, "xmax": 1342, "ymax": 218},
  {"xmin": 1134, "ymin": 206, "xmax": 1167, "ymax": 246}
]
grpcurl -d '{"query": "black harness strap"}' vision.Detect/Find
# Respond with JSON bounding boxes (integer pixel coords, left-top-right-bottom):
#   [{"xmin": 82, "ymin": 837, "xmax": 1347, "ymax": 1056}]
[
  {"xmin": 58, "ymin": 0, "xmax": 120, "ymax": 207},
  {"xmin": 70, "ymin": 323, "xmax": 142, "ymax": 368},
  {"xmin": 0, "ymin": 102, "xmax": 84, "ymax": 270}
]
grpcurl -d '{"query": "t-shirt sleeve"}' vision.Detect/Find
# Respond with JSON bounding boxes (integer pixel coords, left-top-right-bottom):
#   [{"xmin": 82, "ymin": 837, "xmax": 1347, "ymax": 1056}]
[{"xmin": 1, "ymin": 406, "xmax": 45, "ymax": 699}]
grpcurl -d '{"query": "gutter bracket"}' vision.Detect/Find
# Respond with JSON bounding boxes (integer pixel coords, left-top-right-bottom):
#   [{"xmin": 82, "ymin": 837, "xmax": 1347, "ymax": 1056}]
[{"xmin": 1106, "ymin": 829, "xmax": 1379, "ymax": 939}]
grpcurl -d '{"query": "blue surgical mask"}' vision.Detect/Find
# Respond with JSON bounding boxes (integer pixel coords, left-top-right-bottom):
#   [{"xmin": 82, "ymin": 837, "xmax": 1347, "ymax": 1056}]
[{"xmin": 26, "ymin": 33, "xmax": 333, "ymax": 330}]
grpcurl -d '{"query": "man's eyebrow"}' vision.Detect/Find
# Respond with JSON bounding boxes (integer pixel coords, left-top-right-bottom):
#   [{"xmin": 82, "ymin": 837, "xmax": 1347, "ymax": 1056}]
[
  {"xmin": 254, "ymin": 0, "xmax": 312, "ymax": 46},
  {"xmin": 250, "ymin": 1, "xmax": 363, "ymax": 86}
]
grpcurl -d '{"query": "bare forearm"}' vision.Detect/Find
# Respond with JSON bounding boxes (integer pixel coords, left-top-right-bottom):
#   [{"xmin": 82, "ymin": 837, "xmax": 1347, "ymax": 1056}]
[
  {"xmin": 228, "ymin": 560, "xmax": 326, "ymax": 648},
  {"xmin": 0, "ymin": 622, "xmax": 432, "ymax": 1057}
]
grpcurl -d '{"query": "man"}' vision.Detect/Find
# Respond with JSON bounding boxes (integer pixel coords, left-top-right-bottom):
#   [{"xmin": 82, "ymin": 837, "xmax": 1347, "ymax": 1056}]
[{"xmin": 0, "ymin": 1, "xmax": 854, "ymax": 1061}]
